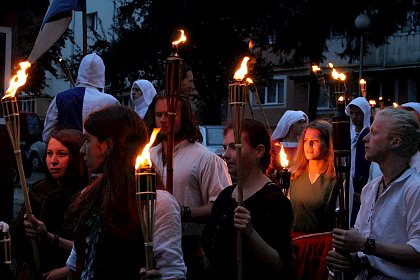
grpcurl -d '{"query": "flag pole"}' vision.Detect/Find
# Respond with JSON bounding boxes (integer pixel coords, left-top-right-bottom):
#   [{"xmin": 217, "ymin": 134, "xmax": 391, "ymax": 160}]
[{"xmin": 82, "ymin": 0, "xmax": 87, "ymax": 55}]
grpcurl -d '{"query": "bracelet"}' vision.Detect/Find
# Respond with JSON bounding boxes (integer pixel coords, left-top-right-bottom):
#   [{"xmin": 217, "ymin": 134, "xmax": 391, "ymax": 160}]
[
  {"xmin": 182, "ymin": 206, "xmax": 192, "ymax": 222},
  {"xmin": 52, "ymin": 234, "xmax": 59, "ymax": 249}
]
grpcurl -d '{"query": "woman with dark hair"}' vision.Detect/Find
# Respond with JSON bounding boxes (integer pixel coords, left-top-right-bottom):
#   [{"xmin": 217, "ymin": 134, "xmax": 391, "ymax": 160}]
[
  {"xmin": 66, "ymin": 105, "xmax": 186, "ymax": 280},
  {"xmin": 12, "ymin": 128, "xmax": 88, "ymax": 279},
  {"xmin": 288, "ymin": 120, "xmax": 338, "ymax": 279},
  {"xmin": 202, "ymin": 119, "xmax": 293, "ymax": 280}
]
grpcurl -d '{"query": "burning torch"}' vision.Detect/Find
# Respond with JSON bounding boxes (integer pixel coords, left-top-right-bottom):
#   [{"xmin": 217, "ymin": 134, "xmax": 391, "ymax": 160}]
[
  {"xmin": 278, "ymin": 145, "xmax": 291, "ymax": 197},
  {"xmin": 359, "ymin": 79, "xmax": 367, "ymax": 99},
  {"xmin": 135, "ymin": 128, "xmax": 161, "ymax": 271},
  {"xmin": 330, "ymin": 64, "xmax": 347, "ymax": 116},
  {"xmin": 228, "ymin": 56, "xmax": 252, "ymax": 280},
  {"xmin": 164, "ymin": 29, "xmax": 187, "ymax": 194},
  {"xmin": 1, "ymin": 61, "xmax": 40, "ymax": 274}
]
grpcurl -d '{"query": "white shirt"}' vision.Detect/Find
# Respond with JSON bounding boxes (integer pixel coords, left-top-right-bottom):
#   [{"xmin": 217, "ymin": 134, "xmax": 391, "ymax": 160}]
[
  {"xmin": 150, "ymin": 140, "xmax": 232, "ymax": 235},
  {"xmin": 355, "ymin": 168, "xmax": 420, "ymax": 279}
]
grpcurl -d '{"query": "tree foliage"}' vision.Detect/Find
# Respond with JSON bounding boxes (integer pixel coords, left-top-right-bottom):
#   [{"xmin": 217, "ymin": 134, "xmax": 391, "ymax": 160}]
[{"xmin": 99, "ymin": 0, "xmax": 418, "ymax": 123}]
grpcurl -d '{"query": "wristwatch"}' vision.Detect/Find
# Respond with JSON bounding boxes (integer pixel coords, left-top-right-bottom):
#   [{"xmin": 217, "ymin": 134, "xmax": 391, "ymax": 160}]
[
  {"xmin": 363, "ymin": 238, "xmax": 375, "ymax": 255},
  {"xmin": 182, "ymin": 206, "xmax": 192, "ymax": 222}
]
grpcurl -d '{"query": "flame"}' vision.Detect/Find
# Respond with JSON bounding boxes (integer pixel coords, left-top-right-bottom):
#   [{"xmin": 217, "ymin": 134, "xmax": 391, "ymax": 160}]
[
  {"xmin": 312, "ymin": 65, "xmax": 321, "ymax": 73},
  {"xmin": 135, "ymin": 128, "xmax": 161, "ymax": 170},
  {"xmin": 359, "ymin": 79, "xmax": 366, "ymax": 85},
  {"xmin": 2, "ymin": 61, "xmax": 31, "ymax": 99},
  {"xmin": 393, "ymin": 102, "xmax": 399, "ymax": 108},
  {"xmin": 233, "ymin": 56, "xmax": 250, "ymax": 81},
  {"xmin": 327, "ymin": 63, "xmax": 334, "ymax": 68},
  {"xmin": 246, "ymin": 78, "xmax": 253, "ymax": 84},
  {"xmin": 248, "ymin": 40, "xmax": 253, "ymax": 49},
  {"xmin": 338, "ymin": 96, "xmax": 345, "ymax": 102},
  {"xmin": 331, "ymin": 68, "xmax": 346, "ymax": 81},
  {"xmin": 279, "ymin": 145, "xmax": 289, "ymax": 169},
  {"xmin": 172, "ymin": 29, "xmax": 187, "ymax": 46},
  {"xmin": 369, "ymin": 100, "xmax": 376, "ymax": 106}
]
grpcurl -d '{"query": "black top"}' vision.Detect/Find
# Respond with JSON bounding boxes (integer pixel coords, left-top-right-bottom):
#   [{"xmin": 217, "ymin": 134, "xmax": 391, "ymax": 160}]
[{"xmin": 202, "ymin": 182, "xmax": 293, "ymax": 280}]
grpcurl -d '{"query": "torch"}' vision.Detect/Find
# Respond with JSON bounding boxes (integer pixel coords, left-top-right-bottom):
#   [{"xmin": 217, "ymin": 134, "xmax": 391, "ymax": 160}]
[
  {"xmin": 229, "ymin": 56, "xmax": 252, "ymax": 280},
  {"xmin": 332, "ymin": 110, "xmax": 351, "ymax": 280},
  {"xmin": 1, "ymin": 61, "xmax": 41, "ymax": 275},
  {"xmin": 135, "ymin": 128, "xmax": 161, "ymax": 271},
  {"xmin": 1, "ymin": 230, "xmax": 11, "ymax": 267},
  {"xmin": 278, "ymin": 145, "xmax": 291, "ymax": 197},
  {"xmin": 312, "ymin": 64, "xmax": 337, "ymax": 117},
  {"xmin": 164, "ymin": 29, "xmax": 187, "ymax": 194},
  {"xmin": 330, "ymin": 64, "xmax": 347, "ymax": 117},
  {"xmin": 359, "ymin": 79, "xmax": 367, "ymax": 99}
]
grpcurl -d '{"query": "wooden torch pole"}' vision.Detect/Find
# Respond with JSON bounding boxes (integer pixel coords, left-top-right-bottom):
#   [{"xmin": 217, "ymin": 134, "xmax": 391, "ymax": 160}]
[
  {"xmin": 228, "ymin": 81, "xmax": 247, "ymax": 280},
  {"xmin": 164, "ymin": 47, "xmax": 182, "ymax": 194},
  {"xmin": 1, "ymin": 97, "xmax": 41, "ymax": 277}
]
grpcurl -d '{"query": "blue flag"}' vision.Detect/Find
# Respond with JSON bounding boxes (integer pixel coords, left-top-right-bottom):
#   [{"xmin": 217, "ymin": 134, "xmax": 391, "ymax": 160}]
[
  {"xmin": 42, "ymin": 0, "xmax": 85, "ymax": 27},
  {"xmin": 28, "ymin": 0, "xmax": 85, "ymax": 63}
]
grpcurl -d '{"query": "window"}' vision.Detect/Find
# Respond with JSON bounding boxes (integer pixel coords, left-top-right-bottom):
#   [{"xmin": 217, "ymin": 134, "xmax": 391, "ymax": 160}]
[
  {"xmin": 87, "ymin": 12, "xmax": 98, "ymax": 32},
  {"xmin": 251, "ymin": 75, "xmax": 286, "ymax": 106},
  {"xmin": 0, "ymin": 26, "xmax": 12, "ymax": 94}
]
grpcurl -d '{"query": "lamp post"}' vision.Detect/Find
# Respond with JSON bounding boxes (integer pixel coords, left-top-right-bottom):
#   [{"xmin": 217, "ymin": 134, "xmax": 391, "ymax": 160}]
[{"xmin": 355, "ymin": 12, "xmax": 371, "ymax": 96}]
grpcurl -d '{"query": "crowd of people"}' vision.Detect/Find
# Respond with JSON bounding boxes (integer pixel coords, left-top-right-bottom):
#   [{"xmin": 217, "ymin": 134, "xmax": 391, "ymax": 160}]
[{"xmin": 1, "ymin": 52, "xmax": 419, "ymax": 280}]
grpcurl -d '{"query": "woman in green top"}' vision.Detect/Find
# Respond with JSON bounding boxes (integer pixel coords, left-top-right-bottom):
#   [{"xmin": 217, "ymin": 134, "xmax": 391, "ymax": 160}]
[{"xmin": 288, "ymin": 120, "xmax": 337, "ymax": 279}]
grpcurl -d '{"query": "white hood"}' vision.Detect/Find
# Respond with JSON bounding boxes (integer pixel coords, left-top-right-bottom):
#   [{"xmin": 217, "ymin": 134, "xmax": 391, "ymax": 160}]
[
  {"xmin": 345, "ymin": 97, "xmax": 371, "ymax": 141},
  {"xmin": 76, "ymin": 52, "xmax": 105, "ymax": 89},
  {"xmin": 271, "ymin": 110, "xmax": 308, "ymax": 140},
  {"xmin": 130, "ymin": 79, "xmax": 157, "ymax": 118},
  {"xmin": 401, "ymin": 102, "xmax": 420, "ymax": 114}
]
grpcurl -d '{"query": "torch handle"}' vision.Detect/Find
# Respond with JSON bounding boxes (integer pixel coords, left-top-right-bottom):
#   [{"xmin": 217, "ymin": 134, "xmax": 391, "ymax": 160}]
[{"xmin": 14, "ymin": 151, "xmax": 41, "ymax": 277}]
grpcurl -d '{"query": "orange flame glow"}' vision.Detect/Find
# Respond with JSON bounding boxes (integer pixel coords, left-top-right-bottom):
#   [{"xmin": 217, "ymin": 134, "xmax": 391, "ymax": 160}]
[
  {"xmin": 2, "ymin": 61, "xmax": 31, "ymax": 99},
  {"xmin": 312, "ymin": 65, "xmax": 321, "ymax": 73},
  {"xmin": 331, "ymin": 68, "xmax": 346, "ymax": 81},
  {"xmin": 135, "ymin": 128, "xmax": 161, "ymax": 170},
  {"xmin": 369, "ymin": 100, "xmax": 376, "ymax": 106},
  {"xmin": 248, "ymin": 40, "xmax": 253, "ymax": 49},
  {"xmin": 233, "ymin": 56, "xmax": 250, "ymax": 81},
  {"xmin": 338, "ymin": 96, "xmax": 345, "ymax": 102},
  {"xmin": 279, "ymin": 145, "xmax": 289, "ymax": 169},
  {"xmin": 172, "ymin": 29, "xmax": 187, "ymax": 46}
]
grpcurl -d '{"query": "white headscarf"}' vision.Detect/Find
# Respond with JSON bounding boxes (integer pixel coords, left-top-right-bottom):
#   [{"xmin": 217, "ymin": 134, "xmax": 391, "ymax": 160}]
[
  {"xmin": 130, "ymin": 79, "xmax": 157, "ymax": 119},
  {"xmin": 401, "ymin": 102, "xmax": 420, "ymax": 114},
  {"xmin": 271, "ymin": 110, "xmax": 308, "ymax": 140},
  {"xmin": 345, "ymin": 97, "xmax": 371, "ymax": 143},
  {"xmin": 76, "ymin": 52, "xmax": 105, "ymax": 90}
]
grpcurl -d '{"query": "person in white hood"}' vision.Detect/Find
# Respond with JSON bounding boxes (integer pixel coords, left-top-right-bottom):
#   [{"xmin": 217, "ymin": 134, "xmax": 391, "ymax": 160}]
[
  {"xmin": 130, "ymin": 79, "xmax": 157, "ymax": 119},
  {"xmin": 271, "ymin": 110, "xmax": 308, "ymax": 161},
  {"xmin": 345, "ymin": 97, "xmax": 371, "ymax": 227},
  {"xmin": 42, "ymin": 53, "xmax": 120, "ymax": 142}
]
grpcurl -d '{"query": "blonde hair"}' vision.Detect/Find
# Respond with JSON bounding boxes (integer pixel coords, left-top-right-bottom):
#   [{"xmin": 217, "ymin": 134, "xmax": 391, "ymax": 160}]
[
  {"xmin": 290, "ymin": 120, "xmax": 335, "ymax": 181},
  {"xmin": 376, "ymin": 107, "xmax": 420, "ymax": 158}
]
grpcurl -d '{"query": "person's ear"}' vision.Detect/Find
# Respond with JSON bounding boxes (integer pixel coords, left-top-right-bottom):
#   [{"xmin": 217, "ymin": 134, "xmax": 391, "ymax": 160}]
[
  {"xmin": 389, "ymin": 135, "xmax": 402, "ymax": 151},
  {"xmin": 105, "ymin": 138, "xmax": 113, "ymax": 156},
  {"xmin": 256, "ymin": 144, "xmax": 265, "ymax": 159}
]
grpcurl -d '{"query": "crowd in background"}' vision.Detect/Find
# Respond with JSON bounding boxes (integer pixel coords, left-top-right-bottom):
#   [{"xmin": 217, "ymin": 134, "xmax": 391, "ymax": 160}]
[{"xmin": 1, "ymin": 52, "xmax": 419, "ymax": 280}]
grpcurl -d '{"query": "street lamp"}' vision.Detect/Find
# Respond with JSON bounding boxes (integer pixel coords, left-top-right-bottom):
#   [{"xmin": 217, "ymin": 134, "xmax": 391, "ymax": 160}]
[{"xmin": 355, "ymin": 12, "xmax": 371, "ymax": 96}]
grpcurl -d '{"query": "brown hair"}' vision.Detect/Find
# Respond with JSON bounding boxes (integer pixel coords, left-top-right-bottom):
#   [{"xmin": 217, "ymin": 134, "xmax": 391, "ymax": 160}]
[{"xmin": 224, "ymin": 119, "xmax": 271, "ymax": 173}]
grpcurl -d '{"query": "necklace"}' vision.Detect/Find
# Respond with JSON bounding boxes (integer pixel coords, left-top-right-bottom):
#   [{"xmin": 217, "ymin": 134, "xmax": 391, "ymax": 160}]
[{"xmin": 376, "ymin": 165, "xmax": 410, "ymax": 200}]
